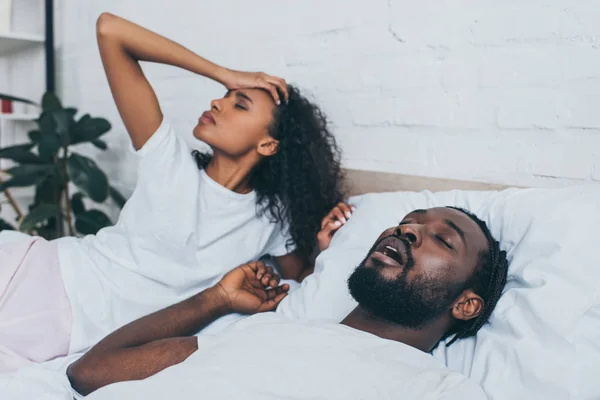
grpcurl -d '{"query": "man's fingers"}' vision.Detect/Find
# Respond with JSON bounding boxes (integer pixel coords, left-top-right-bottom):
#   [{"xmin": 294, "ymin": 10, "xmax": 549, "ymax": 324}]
[
  {"xmin": 269, "ymin": 274, "xmax": 281, "ymax": 289},
  {"xmin": 261, "ymin": 267, "xmax": 275, "ymax": 286},
  {"xmin": 260, "ymin": 285, "xmax": 290, "ymax": 311},
  {"xmin": 253, "ymin": 261, "xmax": 267, "ymax": 280},
  {"xmin": 259, "ymin": 293, "xmax": 288, "ymax": 312},
  {"xmin": 261, "ymin": 272, "xmax": 272, "ymax": 286},
  {"xmin": 266, "ymin": 283, "xmax": 289, "ymax": 299}
]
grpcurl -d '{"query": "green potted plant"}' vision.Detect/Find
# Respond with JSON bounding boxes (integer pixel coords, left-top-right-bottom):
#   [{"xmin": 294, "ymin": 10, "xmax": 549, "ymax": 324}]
[{"xmin": 0, "ymin": 92, "xmax": 125, "ymax": 238}]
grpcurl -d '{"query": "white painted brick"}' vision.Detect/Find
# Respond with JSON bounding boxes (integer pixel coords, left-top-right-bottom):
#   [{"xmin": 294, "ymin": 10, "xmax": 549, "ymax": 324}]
[
  {"xmin": 494, "ymin": 89, "xmax": 565, "ymax": 129},
  {"xmin": 525, "ymin": 140, "xmax": 593, "ymax": 180},
  {"xmin": 339, "ymin": 54, "xmax": 479, "ymax": 91},
  {"xmin": 347, "ymin": 94, "xmax": 401, "ymax": 127},
  {"xmin": 387, "ymin": 0, "xmax": 474, "ymax": 48},
  {"xmin": 563, "ymin": 91, "xmax": 600, "ymax": 129},
  {"xmin": 283, "ymin": 24, "xmax": 401, "ymax": 67},
  {"xmin": 499, "ymin": 129, "xmax": 597, "ymax": 180},
  {"xmin": 388, "ymin": 1, "xmax": 598, "ymax": 47},
  {"xmin": 468, "ymin": 3, "xmax": 591, "ymax": 46},
  {"xmin": 428, "ymin": 134, "xmax": 523, "ymax": 176},
  {"xmin": 339, "ymin": 128, "xmax": 427, "ymax": 167},
  {"xmin": 592, "ymin": 161, "xmax": 600, "ymax": 181},
  {"xmin": 478, "ymin": 46, "xmax": 600, "ymax": 88}
]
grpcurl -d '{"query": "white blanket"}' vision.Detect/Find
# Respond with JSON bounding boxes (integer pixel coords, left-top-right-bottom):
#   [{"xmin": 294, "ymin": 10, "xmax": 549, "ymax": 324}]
[
  {"xmin": 86, "ymin": 313, "xmax": 486, "ymax": 400},
  {"xmin": 0, "ymin": 355, "xmax": 78, "ymax": 400}
]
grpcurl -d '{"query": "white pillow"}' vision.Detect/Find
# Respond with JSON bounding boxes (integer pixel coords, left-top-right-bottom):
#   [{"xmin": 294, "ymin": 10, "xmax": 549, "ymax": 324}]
[{"xmin": 277, "ymin": 185, "xmax": 600, "ymax": 400}]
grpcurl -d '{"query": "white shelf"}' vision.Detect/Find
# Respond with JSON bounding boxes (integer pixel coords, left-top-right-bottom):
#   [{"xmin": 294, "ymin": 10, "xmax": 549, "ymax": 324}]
[
  {"xmin": 0, "ymin": 113, "xmax": 38, "ymax": 121},
  {"xmin": 0, "ymin": 32, "xmax": 44, "ymax": 54}
]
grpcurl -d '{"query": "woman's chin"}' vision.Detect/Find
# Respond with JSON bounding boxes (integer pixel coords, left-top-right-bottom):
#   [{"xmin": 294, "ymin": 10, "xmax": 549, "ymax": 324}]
[{"xmin": 192, "ymin": 125, "xmax": 209, "ymax": 141}]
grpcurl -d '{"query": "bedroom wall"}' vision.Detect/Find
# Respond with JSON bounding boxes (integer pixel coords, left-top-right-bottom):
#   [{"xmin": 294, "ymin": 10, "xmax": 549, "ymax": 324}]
[{"xmin": 53, "ymin": 0, "xmax": 600, "ymax": 192}]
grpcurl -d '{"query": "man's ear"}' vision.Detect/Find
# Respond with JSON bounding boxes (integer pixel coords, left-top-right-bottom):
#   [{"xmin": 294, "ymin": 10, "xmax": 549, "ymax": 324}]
[
  {"xmin": 257, "ymin": 138, "xmax": 279, "ymax": 157},
  {"xmin": 451, "ymin": 289, "xmax": 484, "ymax": 322}
]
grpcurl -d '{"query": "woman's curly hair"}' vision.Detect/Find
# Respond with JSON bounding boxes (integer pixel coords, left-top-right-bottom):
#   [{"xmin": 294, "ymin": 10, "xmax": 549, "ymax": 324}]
[{"xmin": 192, "ymin": 85, "xmax": 345, "ymax": 260}]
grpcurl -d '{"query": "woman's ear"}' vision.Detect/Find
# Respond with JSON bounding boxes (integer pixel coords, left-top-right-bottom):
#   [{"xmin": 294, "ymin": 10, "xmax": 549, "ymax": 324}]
[
  {"xmin": 451, "ymin": 289, "xmax": 484, "ymax": 322},
  {"xmin": 257, "ymin": 138, "xmax": 279, "ymax": 157}
]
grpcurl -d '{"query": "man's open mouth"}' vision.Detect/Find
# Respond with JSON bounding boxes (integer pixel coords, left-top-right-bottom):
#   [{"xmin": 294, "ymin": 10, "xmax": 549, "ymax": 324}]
[{"xmin": 381, "ymin": 242, "xmax": 403, "ymax": 265}]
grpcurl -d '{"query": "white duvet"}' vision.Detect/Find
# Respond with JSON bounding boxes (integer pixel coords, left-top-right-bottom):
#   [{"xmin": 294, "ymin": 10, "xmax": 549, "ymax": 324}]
[{"xmin": 86, "ymin": 313, "xmax": 486, "ymax": 400}]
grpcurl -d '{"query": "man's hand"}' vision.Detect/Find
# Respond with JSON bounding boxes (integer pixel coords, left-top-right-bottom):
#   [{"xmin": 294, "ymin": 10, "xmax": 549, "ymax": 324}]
[
  {"xmin": 317, "ymin": 202, "xmax": 354, "ymax": 252},
  {"xmin": 215, "ymin": 261, "xmax": 290, "ymax": 315}
]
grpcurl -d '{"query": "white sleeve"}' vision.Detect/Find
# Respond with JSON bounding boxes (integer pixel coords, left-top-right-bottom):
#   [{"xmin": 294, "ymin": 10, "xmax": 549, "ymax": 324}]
[
  {"xmin": 131, "ymin": 118, "xmax": 192, "ymax": 202},
  {"xmin": 116, "ymin": 119, "xmax": 200, "ymax": 244},
  {"xmin": 130, "ymin": 117, "xmax": 177, "ymax": 160},
  {"xmin": 263, "ymin": 218, "xmax": 296, "ymax": 257}
]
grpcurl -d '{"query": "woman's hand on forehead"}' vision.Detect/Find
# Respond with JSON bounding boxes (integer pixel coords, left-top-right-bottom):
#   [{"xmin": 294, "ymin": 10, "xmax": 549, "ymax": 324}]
[{"xmin": 221, "ymin": 70, "xmax": 289, "ymax": 105}]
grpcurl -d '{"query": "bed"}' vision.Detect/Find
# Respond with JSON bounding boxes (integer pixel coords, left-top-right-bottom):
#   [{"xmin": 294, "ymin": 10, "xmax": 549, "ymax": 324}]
[{"xmin": 2, "ymin": 169, "xmax": 599, "ymax": 399}]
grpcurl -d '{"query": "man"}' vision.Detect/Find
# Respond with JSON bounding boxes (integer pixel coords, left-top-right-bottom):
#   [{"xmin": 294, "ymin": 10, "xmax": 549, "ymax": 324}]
[{"xmin": 68, "ymin": 206, "xmax": 508, "ymax": 399}]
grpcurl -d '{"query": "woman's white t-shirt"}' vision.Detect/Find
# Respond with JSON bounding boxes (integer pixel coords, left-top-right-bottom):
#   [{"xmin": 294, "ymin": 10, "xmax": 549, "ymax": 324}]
[{"xmin": 56, "ymin": 119, "xmax": 293, "ymax": 353}]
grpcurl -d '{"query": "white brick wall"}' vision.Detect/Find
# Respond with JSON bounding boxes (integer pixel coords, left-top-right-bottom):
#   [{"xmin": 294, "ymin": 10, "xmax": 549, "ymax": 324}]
[{"xmin": 51, "ymin": 0, "xmax": 600, "ymax": 192}]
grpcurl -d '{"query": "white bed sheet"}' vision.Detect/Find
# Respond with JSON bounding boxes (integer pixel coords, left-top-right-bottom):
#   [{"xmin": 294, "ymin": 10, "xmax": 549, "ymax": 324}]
[
  {"xmin": 0, "ymin": 355, "xmax": 77, "ymax": 400},
  {"xmin": 87, "ymin": 313, "xmax": 487, "ymax": 400}
]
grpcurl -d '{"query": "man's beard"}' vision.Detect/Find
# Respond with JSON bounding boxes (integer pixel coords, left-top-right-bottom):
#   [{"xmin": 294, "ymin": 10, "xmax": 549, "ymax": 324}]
[{"xmin": 348, "ymin": 240, "xmax": 466, "ymax": 329}]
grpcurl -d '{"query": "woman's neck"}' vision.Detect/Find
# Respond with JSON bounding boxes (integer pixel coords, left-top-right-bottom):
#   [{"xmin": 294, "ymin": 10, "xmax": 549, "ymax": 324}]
[{"xmin": 205, "ymin": 153, "xmax": 255, "ymax": 194}]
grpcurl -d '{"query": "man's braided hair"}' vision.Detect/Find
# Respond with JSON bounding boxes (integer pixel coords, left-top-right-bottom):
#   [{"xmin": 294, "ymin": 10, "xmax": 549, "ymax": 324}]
[{"xmin": 444, "ymin": 206, "xmax": 509, "ymax": 346}]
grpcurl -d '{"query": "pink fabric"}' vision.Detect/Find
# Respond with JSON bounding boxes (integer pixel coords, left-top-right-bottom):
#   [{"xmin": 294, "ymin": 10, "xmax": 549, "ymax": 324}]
[{"xmin": 0, "ymin": 236, "xmax": 72, "ymax": 373}]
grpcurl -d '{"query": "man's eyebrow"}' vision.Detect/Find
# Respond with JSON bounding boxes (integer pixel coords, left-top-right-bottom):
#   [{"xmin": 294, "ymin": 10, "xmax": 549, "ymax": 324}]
[
  {"xmin": 444, "ymin": 219, "xmax": 466, "ymax": 245},
  {"xmin": 235, "ymin": 91, "xmax": 253, "ymax": 104}
]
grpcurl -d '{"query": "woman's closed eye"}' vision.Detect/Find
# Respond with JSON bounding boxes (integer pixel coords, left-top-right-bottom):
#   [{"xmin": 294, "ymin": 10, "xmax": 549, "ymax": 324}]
[{"xmin": 235, "ymin": 103, "xmax": 248, "ymax": 111}]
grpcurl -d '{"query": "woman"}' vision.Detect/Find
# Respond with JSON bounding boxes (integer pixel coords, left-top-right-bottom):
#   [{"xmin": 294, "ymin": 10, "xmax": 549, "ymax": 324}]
[{"xmin": 0, "ymin": 13, "xmax": 348, "ymax": 372}]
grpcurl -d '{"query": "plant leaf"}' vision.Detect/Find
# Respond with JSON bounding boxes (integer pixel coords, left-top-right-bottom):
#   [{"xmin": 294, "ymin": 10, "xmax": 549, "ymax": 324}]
[
  {"xmin": 0, "ymin": 164, "xmax": 53, "ymax": 190},
  {"xmin": 38, "ymin": 135, "xmax": 62, "ymax": 161},
  {"xmin": 90, "ymin": 139, "xmax": 107, "ymax": 150},
  {"xmin": 1, "ymin": 143, "xmax": 34, "ymax": 152},
  {"xmin": 75, "ymin": 209, "xmax": 112, "ymax": 235},
  {"xmin": 67, "ymin": 153, "xmax": 109, "ymax": 202},
  {"xmin": 53, "ymin": 109, "xmax": 74, "ymax": 139},
  {"xmin": 65, "ymin": 107, "xmax": 78, "ymax": 118},
  {"xmin": 109, "ymin": 186, "xmax": 127, "ymax": 208},
  {"xmin": 28, "ymin": 130, "xmax": 42, "ymax": 143},
  {"xmin": 0, "ymin": 93, "xmax": 38, "ymax": 105},
  {"xmin": 41, "ymin": 92, "xmax": 62, "ymax": 111},
  {"xmin": 77, "ymin": 114, "xmax": 90, "ymax": 125},
  {"xmin": 20, "ymin": 204, "xmax": 61, "ymax": 232},
  {"xmin": 36, "ymin": 111, "xmax": 63, "ymax": 159},
  {"xmin": 71, "ymin": 192, "xmax": 86, "ymax": 215},
  {"xmin": 38, "ymin": 111, "xmax": 56, "ymax": 134},
  {"xmin": 33, "ymin": 174, "xmax": 61, "ymax": 206},
  {"xmin": 0, "ymin": 144, "xmax": 44, "ymax": 164},
  {"xmin": 0, "ymin": 218, "xmax": 15, "ymax": 231},
  {"xmin": 71, "ymin": 117, "xmax": 111, "ymax": 144}
]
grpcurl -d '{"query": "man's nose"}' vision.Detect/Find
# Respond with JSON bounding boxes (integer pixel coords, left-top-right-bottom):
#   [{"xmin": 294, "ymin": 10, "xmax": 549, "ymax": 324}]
[{"xmin": 396, "ymin": 224, "xmax": 422, "ymax": 248}]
